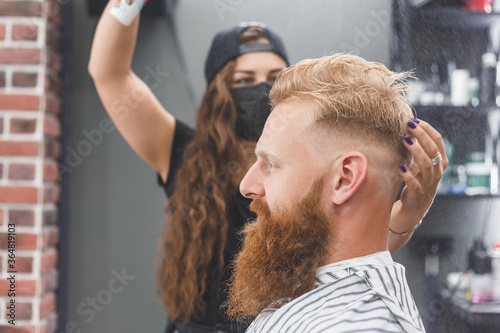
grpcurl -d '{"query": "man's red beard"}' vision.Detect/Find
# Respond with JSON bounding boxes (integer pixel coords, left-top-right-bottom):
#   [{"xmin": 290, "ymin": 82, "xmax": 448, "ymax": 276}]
[{"xmin": 225, "ymin": 178, "xmax": 332, "ymax": 323}]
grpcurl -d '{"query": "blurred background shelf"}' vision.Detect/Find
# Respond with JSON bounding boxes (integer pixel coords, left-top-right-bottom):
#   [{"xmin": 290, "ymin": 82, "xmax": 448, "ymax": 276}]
[
  {"xmin": 412, "ymin": 7, "xmax": 500, "ymax": 30},
  {"xmin": 391, "ymin": 2, "xmax": 500, "ymax": 331}
]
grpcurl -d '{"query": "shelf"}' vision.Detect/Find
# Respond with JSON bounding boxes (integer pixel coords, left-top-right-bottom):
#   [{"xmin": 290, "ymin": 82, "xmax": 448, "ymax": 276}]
[
  {"xmin": 412, "ymin": 7, "xmax": 500, "ymax": 30},
  {"xmin": 413, "ymin": 105, "xmax": 500, "ymax": 117},
  {"xmin": 439, "ymin": 289, "xmax": 500, "ymax": 327},
  {"xmin": 411, "ymin": 105, "xmax": 490, "ymax": 165},
  {"xmin": 436, "ymin": 193, "xmax": 500, "ymax": 199},
  {"xmin": 392, "ymin": 1, "xmax": 500, "ymax": 168}
]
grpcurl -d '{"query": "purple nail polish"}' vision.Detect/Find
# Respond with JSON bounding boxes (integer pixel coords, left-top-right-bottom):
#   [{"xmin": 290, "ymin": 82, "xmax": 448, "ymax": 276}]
[
  {"xmin": 399, "ymin": 164, "xmax": 407, "ymax": 173},
  {"xmin": 413, "ymin": 118, "xmax": 421, "ymax": 124},
  {"xmin": 404, "ymin": 135, "xmax": 414, "ymax": 145},
  {"xmin": 408, "ymin": 120, "xmax": 417, "ymax": 129}
]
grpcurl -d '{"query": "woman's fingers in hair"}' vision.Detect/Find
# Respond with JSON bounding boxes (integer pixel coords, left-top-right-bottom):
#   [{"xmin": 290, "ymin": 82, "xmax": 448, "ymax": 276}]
[
  {"xmin": 407, "ymin": 118, "xmax": 449, "ymax": 171},
  {"xmin": 398, "ymin": 162, "xmax": 422, "ymax": 193},
  {"xmin": 400, "ymin": 118, "xmax": 449, "ymax": 199}
]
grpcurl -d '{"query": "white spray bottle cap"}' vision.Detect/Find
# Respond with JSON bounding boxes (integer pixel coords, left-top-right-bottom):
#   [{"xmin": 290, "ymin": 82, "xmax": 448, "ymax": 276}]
[{"xmin": 110, "ymin": 0, "xmax": 147, "ymax": 26}]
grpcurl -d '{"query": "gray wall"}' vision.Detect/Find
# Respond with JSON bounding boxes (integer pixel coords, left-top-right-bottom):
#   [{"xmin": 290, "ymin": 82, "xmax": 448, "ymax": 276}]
[{"xmin": 65, "ymin": 0, "xmax": 499, "ymax": 332}]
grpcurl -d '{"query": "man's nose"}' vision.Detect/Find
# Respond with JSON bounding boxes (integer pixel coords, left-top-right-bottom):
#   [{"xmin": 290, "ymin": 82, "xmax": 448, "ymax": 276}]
[{"xmin": 240, "ymin": 163, "xmax": 264, "ymax": 199}]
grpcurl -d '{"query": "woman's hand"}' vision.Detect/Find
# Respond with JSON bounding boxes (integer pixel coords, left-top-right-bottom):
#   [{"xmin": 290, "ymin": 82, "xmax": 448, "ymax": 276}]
[{"xmin": 388, "ymin": 118, "xmax": 449, "ymax": 252}]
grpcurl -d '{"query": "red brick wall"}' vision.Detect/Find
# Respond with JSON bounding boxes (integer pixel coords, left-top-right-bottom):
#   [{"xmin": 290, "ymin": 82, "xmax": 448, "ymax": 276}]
[{"xmin": 0, "ymin": 0, "xmax": 63, "ymax": 332}]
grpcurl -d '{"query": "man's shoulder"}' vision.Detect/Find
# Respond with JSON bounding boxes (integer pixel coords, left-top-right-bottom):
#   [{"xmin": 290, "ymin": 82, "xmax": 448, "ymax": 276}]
[
  {"xmin": 247, "ymin": 273, "xmax": 425, "ymax": 333},
  {"xmin": 247, "ymin": 275, "xmax": 384, "ymax": 332}
]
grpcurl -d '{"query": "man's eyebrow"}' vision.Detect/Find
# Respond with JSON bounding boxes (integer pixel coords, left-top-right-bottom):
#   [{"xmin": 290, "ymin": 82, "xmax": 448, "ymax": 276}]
[{"xmin": 255, "ymin": 147, "xmax": 282, "ymax": 162}]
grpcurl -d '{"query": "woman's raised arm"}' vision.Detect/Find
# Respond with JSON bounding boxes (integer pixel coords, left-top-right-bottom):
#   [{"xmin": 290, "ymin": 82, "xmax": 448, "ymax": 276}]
[{"xmin": 88, "ymin": 0, "xmax": 176, "ymax": 182}]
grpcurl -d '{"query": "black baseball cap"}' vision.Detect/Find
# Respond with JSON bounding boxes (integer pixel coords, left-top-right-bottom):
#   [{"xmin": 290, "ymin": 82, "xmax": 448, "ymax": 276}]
[{"xmin": 204, "ymin": 22, "xmax": 289, "ymax": 84}]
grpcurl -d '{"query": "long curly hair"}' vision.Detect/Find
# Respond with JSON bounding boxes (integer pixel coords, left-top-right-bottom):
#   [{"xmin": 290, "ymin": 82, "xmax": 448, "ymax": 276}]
[{"xmin": 157, "ymin": 27, "xmax": 270, "ymax": 323}]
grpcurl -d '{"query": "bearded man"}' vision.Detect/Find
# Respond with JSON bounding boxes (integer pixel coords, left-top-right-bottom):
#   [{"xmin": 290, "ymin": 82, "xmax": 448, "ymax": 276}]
[{"xmin": 225, "ymin": 54, "xmax": 445, "ymax": 332}]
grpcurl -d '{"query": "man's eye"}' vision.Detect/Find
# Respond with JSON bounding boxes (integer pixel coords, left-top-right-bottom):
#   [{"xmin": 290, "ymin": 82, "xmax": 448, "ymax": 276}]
[{"xmin": 265, "ymin": 162, "xmax": 275, "ymax": 171}]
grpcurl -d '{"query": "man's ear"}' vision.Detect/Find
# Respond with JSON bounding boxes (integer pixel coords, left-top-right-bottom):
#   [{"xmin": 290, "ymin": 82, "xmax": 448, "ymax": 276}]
[{"xmin": 330, "ymin": 152, "xmax": 368, "ymax": 205}]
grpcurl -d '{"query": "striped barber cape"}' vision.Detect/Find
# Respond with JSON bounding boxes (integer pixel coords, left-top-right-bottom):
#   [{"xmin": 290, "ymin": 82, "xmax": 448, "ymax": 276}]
[{"xmin": 246, "ymin": 251, "xmax": 425, "ymax": 333}]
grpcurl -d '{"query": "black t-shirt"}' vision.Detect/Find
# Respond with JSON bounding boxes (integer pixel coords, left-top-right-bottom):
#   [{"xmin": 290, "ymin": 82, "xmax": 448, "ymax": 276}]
[{"xmin": 158, "ymin": 120, "xmax": 254, "ymax": 327}]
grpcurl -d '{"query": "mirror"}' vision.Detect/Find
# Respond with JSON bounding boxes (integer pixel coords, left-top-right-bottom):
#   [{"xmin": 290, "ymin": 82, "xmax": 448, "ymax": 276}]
[{"xmin": 61, "ymin": 0, "xmax": 500, "ymax": 332}]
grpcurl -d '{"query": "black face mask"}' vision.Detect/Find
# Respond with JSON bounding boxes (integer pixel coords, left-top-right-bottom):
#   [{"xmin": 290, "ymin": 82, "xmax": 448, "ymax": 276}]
[{"xmin": 230, "ymin": 83, "xmax": 272, "ymax": 142}]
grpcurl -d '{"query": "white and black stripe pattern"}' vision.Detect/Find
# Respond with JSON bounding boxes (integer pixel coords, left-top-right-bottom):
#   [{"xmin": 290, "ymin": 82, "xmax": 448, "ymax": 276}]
[{"xmin": 246, "ymin": 251, "xmax": 425, "ymax": 333}]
